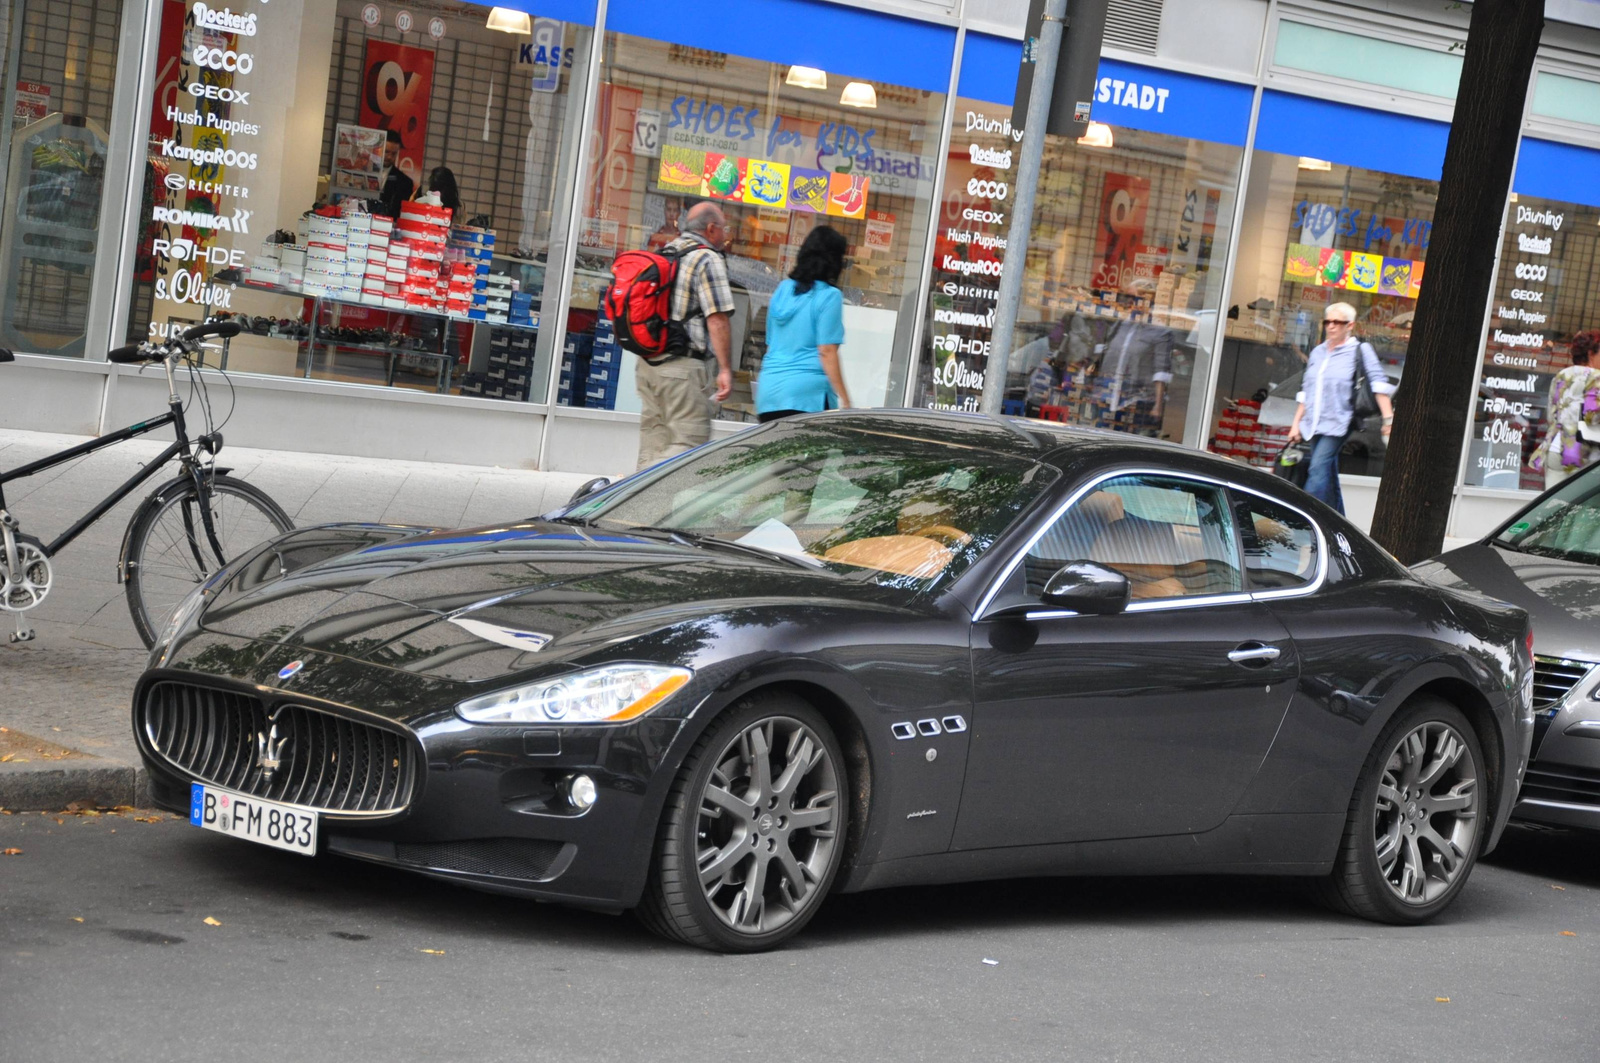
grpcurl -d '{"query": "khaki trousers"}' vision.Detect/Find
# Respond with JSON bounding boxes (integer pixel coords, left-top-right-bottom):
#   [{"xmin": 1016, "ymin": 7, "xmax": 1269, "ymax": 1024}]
[{"xmin": 636, "ymin": 355, "xmax": 712, "ymax": 470}]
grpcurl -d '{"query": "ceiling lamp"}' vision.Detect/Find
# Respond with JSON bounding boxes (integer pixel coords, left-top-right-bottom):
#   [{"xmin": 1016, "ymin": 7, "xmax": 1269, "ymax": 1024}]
[
  {"xmin": 1077, "ymin": 122, "xmax": 1113, "ymax": 148},
  {"xmin": 1297, "ymin": 156, "xmax": 1332, "ymax": 171},
  {"xmin": 839, "ymin": 81, "xmax": 878, "ymax": 109},
  {"xmin": 485, "ymin": 7, "xmax": 532, "ymax": 33},
  {"xmin": 786, "ymin": 66, "xmax": 828, "ymax": 90}
]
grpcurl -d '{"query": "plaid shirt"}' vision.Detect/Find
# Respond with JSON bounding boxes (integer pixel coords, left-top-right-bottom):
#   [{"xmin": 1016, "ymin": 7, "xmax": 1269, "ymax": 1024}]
[{"xmin": 664, "ymin": 233, "xmax": 735, "ymax": 355}]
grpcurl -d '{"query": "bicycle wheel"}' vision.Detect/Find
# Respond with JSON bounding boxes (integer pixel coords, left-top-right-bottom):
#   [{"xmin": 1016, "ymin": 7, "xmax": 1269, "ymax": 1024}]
[{"xmin": 124, "ymin": 474, "xmax": 293, "ymax": 648}]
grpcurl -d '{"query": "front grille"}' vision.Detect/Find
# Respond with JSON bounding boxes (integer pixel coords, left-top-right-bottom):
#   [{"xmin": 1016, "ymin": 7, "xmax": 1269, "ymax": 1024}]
[
  {"xmin": 142, "ymin": 682, "xmax": 416, "ymax": 815},
  {"xmin": 1521, "ymin": 763, "xmax": 1600, "ymax": 809},
  {"xmin": 1532, "ymin": 656, "xmax": 1594, "ymax": 710},
  {"xmin": 395, "ymin": 839, "xmax": 564, "ymax": 880}
]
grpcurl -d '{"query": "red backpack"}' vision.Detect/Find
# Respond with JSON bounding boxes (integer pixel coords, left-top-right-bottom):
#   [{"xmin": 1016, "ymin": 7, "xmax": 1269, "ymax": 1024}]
[{"xmin": 603, "ymin": 246, "xmax": 692, "ymax": 361}]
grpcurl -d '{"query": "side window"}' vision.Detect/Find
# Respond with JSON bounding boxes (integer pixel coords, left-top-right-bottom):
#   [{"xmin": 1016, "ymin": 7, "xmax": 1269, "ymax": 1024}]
[
  {"xmin": 1232, "ymin": 494, "xmax": 1320, "ymax": 590},
  {"xmin": 1025, "ymin": 475, "xmax": 1242, "ymax": 601}
]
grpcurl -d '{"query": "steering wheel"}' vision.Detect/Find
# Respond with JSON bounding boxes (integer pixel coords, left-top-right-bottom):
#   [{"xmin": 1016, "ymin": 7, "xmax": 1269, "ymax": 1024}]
[{"xmin": 912, "ymin": 524, "xmax": 972, "ymax": 548}]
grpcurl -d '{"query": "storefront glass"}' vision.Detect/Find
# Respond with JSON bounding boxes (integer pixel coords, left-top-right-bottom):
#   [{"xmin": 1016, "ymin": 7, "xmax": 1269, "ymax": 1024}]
[
  {"xmin": 1207, "ymin": 151, "xmax": 1437, "ymax": 478},
  {"xmin": 912, "ymin": 49, "xmax": 1250, "ymax": 445},
  {"xmin": 124, "ymin": 0, "xmax": 593, "ymax": 403},
  {"xmin": 562, "ymin": 28, "xmax": 945, "ymax": 418},
  {"xmin": 0, "ymin": 0, "xmax": 126, "ymax": 357}
]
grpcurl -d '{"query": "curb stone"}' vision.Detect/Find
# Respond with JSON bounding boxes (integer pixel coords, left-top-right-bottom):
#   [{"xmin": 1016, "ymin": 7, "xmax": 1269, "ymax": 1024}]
[{"xmin": 0, "ymin": 757, "xmax": 153, "ymax": 811}]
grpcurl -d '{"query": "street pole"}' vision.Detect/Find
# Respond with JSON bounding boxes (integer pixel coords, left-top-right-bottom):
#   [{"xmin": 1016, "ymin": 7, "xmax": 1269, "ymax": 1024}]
[{"xmin": 979, "ymin": 0, "xmax": 1067, "ymax": 417}]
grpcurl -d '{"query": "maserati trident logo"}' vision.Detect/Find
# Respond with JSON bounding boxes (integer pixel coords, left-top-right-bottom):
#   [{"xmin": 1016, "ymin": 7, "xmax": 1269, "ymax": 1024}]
[{"xmin": 255, "ymin": 723, "xmax": 288, "ymax": 780}]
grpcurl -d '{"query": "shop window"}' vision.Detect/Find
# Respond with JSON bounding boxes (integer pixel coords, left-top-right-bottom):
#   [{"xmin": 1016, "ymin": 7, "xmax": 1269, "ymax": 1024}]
[
  {"xmin": 123, "ymin": 0, "xmax": 592, "ymax": 404},
  {"xmin": 913, "ymin": 107, "xmax": 1243, "ymax": 447},
  {"xmin": 562, "ymin": 30, "xmax": 945, "ymax": 417},
  {"xmin": 1468, "ymin": 190, "xmax": 1600, "ymax": 492},
  {"xmin": 1272, "ymin": 21, "xmax": 1462, "ymax": 101},
  {"xmin": 1208, "ymin": 152, "xmax": 1434, "ymax": 479},
  {"xmin": 0, "ymin": 0, "xmax": 125, "ymax": 357}
]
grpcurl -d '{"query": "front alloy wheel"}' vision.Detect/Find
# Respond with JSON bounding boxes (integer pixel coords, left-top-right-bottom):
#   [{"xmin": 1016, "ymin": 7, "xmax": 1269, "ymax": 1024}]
[
  {"xmin": 1318, "ymin": 697, "xmax": 1485, "ymax": 924},
  {"xmin": 639, "ymin": 694, "xmax": 846, "ymax": 951}
]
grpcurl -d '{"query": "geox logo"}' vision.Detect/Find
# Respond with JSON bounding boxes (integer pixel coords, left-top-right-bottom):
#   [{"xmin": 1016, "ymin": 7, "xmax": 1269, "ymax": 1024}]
[{"xmin": 152, "ymin": 206, "xmax": 253, "ymax": 233}]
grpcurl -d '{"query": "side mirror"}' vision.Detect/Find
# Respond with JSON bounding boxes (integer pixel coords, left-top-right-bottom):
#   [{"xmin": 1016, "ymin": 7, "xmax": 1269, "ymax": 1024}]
[
  {"xmin": 1040, "ymin": 562, "xmax": 1130, "ymax": 615},
  {"xmin": 567, "ymin": 476, "xmax": 612, "ymax": 506}
]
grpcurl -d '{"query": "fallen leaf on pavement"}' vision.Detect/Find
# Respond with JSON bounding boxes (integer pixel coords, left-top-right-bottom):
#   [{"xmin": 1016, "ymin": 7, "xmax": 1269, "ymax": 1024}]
[
  {"xmin": 51, "ymin": 727, "xmax": 60, "ymax": 732},
  {"xmin": 64, "ymin": 800, "xmax": 97, "ymax": 812},
  {"xmin": 1435, "ymin": 997, "xmax": 1451, "ymax": 1003},
  {"xmin": 2, "ymin": 848, "xmax": 21, "ymax": 856},
  {"xmin": 418, "ymin": 948, "xmax": 445, "ymax": 956},
  {"xmin": 0, "ymin": 753, "xmax": 14, "ymax": 762},
  {"xmin": 203, "ymin": 917, "xmax": 222, "ymax": 927},
  {"xmin": 1560, "ymin": 930, "xmax": 1577, "ymax": 937},
  {"xmin": 134, "ymin": 816, "xmax": 161, "ymax": 823},
  {"xmin": 1550, "ymin": 885, "xmax": 1566, "ymax": 891},
  {"xmin": 72, "ymin": 917, "xmax": 83, "ymax": 923}
]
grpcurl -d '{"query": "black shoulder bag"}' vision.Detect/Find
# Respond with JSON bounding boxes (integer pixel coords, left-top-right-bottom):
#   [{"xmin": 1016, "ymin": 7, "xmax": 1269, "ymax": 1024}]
[{"xmin": 1349, "ymin": 340, "xmax": 1380, "ymax": 419}]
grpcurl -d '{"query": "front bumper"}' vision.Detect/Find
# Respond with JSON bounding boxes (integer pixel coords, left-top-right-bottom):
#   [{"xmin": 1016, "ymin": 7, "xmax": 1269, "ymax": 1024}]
[
  {"xmin": 135, "ymin": 656, "xmax": 688, "ymax": 910},
  {"xmin": 1512, "ymin": 661, "xmax": 1600, "ymax": 831}
]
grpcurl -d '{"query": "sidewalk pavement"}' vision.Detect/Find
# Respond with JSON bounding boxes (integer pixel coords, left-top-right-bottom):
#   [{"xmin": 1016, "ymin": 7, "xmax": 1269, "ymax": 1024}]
[{"xmin": 0, "ymin": 427, "xmax": 599, "ymax": 810}]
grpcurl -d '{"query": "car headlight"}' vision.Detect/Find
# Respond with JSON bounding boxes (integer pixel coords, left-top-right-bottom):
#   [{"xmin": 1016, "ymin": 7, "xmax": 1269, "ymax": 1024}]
[
  {"xmin": 153, "ymin": 582, "xmax": 209, "ymax": 656},
  {"xmin": 456, "ymin": 663, "xmax": 692, "ymax": 724}
]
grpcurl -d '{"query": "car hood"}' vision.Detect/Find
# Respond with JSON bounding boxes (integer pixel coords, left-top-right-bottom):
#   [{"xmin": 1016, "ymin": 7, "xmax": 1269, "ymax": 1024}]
[
  {"xmin": 194, "ymin": 522, "xmax": 905, "ymax": 682},
  {"xmin": 1414, "ymin": 542, "xmax": 1600, "ymax": 661}
]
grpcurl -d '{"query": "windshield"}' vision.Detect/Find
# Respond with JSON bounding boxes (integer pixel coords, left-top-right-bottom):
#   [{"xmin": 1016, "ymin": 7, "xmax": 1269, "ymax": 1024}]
[
  {"xmin": 566, "ymin": 420, "xmax": 1056, "ymax": 587},
  {"xmin": 1495, "ymin": 466, "xmax": 1600, "ymax": 565}
]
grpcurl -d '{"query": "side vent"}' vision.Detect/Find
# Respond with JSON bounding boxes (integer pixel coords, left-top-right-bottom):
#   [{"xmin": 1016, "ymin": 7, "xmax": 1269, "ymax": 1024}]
[{"xmin": 1104, "ymin": 0, "xmax": 1164, "ymax": 55}]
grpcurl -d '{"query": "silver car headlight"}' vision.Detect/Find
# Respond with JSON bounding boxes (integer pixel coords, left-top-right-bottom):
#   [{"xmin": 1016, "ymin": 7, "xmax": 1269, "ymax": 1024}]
[{"xmin": 456, "ymin": 663, "xmax": 692, "ymax": 724}]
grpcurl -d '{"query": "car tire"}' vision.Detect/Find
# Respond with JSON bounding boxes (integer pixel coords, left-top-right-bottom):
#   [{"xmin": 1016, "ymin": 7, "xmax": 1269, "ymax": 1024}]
[
  {"xmin": 1315, "ymin": 696, "xmax": 1486, "ymax": 924},
  {"xmin": 638, "ymin": 692, "xmax": 848, "ymax": 952}
]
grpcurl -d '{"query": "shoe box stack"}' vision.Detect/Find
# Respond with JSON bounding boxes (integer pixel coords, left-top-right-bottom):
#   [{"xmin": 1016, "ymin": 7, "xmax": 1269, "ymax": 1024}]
[
  {"xmin": 395, "ymin": 202, "xmax": 452, "ymax": 311},
  {"xmin": 459, "ymin": 327, "xmax": 537, "ymax": 401},
  {"xmin": 557, "ymin": 333, "xmax": 594, "ymax": 407},
  {"xmin": 344, "ymin": 208, "xmax": 393, "ymax": 305},
  {"xmin": 302, "ymin": 214, "xmax": 350, "ymax": 297},
  {"xmin": 447, "ymin": 227, "xmax": 494, "ymax": 319},
  {"xmin": 583, "ymin": 321, "xmax": 622, "ymax": 410},
  {"xmin": 481, "ymin": 272, "xmax": 513, "ymax": 324},
  {"xmin": 510, "ymin": 289, "xmax": 536, "ymax": 328},
  {"xmin": 1210, "ymin": 399, "xmax": 1289, "ymax": 470}
]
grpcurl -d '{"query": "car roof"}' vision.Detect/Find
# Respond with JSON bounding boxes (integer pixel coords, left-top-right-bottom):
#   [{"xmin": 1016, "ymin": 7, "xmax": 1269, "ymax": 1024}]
[{"xmin": 790, "ymin": 408, "xmax": 1196, "ymax": 466}]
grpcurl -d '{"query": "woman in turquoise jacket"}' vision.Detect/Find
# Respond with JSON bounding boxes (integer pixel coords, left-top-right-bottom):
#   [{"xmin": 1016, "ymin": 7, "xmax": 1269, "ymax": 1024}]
[{"xmin": 756, "ymin": 225, "xmax": 852, "ymax": 421}]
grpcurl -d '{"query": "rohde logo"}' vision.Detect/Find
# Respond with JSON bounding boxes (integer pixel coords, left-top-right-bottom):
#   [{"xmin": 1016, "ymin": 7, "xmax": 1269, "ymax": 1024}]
[
  {"xmin": 941, "ymin": 255, "xmax": 1002, "ymax": 277},
  {"xmin": 966, "ymin": 178, "xmax": 1008, "ymax": 201},
  {"xmin": 192, "ymin": 3, "xmax": 257, "ymax": 36},
  {"xmin": 160, "ymin": 139, "xmax": 260, "ymax": 170},
  {"xmin": 968, "ymin": 144, "xmax": 1012, "ymax": 169},
  {"xmin": 153, "ymin": 205, "xmax": 253, "ymax": 234},
  {"xmin": 188, "ymin": 82, "xmax": 250, "ymax": 104},
  {"xmin": 192, "ymin": 46, "xmax": 254, "ymax": 74},
  {"xmin": 961, "ymin": 207, "xmax": 1004, "ymax": 225},
  {"xmin": 153, "ymin": 238, "xmax": 247, "ymax": 268}
]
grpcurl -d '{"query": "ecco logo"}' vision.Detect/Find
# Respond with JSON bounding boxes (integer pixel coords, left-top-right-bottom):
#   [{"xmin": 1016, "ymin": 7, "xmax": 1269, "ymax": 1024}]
[
  {"xmin": 890, "ymin": 716, "xmax": 967, "ymax": 740},
  {"xmin": 966, "ymin": 177, "xmax": 1008, "ymax": 200},
  {"xmin": 188, "ymin": 82, "xmax": 250, "ymax": 104},
  {"xmin": 961, "ymin": 207, "xmax": 1004, "ymax": 225},
  {"xmin": 192, "ymin": 46, "xmax": 254, "ymax": 73}
]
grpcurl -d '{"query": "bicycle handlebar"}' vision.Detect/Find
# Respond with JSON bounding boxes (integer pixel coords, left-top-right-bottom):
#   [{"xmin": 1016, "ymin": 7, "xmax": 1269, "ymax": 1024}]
[
  {"xmin": 181, "ymin": 320, "xmax": 242, "ymax": 342},
  {"xmin": 107, "ymin": 345, "xmax": 154, "ymax": 364},
  {"xmin": 107, "ymin": 321, "xmax": 243, "ymax": 364}
]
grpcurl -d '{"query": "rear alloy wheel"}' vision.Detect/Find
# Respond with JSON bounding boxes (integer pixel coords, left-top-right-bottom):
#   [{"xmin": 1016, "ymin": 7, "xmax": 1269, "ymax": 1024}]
[
  {"xmin": 639, "ymin": 694, "xmax": 846, "ymax": 952},
  {"xmin": 1318, "ymin": 697, "xmax": 1485, "ymax": 923}
]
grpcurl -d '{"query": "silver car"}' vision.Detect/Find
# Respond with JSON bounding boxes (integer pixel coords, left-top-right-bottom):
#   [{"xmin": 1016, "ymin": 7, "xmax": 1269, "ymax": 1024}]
[{"xmin": 1414, "ymin": 463, "xmax": 1600, "ymax": 829}]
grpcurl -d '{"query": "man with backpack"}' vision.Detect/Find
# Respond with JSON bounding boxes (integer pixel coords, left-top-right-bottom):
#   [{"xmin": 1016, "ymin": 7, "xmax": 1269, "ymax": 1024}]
[{"xmin": 621, "ymin": 202, "xmax": 736, "ymax": 470}]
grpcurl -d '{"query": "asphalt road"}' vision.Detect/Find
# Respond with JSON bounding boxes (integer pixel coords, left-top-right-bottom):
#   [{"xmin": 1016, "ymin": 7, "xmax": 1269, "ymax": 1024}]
[{"xmin": 2, "ymin": 813, "xmax": 1596, "ymax": 1063}]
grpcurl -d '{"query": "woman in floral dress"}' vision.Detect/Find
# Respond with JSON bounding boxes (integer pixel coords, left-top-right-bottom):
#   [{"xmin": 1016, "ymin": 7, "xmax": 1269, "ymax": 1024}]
[{"xmin": 1535, "ymin": 330, "xmax": 1600, "ymax": 489}]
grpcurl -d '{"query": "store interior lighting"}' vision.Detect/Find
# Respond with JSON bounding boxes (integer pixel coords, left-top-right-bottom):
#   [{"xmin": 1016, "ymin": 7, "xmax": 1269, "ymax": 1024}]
[
  {"xmin": 786, "ymin": 66, "xmax": 828, "ymax": 90},
  {"xmin": 839, "ymin": 81, "xmax": 878, "ymax": 109},
  {"xmin": 485, "ymin": 7, "xmax": 532, "ymax": 33},
  {"xmin": 1297, "ymin": 156, "xmax": 1333, "ymax": 171},
  {"xmin": 1077, "ymin": 122, "xmax": 1114, "ymax": 148}
]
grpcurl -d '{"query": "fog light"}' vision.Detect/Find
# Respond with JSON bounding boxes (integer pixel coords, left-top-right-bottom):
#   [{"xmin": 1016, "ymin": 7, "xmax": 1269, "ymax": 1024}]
[{"xmin": 566, "ymin": 774, "xmax": 597, "ymax": 811}]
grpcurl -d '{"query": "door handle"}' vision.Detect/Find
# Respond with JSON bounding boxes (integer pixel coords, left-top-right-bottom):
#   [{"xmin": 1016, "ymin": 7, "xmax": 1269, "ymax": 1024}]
[{"xmin": 1228, "ymin": 643, "xmax": 1282, "ymax": 665}]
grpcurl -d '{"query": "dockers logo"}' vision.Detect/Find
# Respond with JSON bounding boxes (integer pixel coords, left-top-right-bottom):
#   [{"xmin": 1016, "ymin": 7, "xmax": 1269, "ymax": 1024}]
[
  {"xmin": 160, "ymin": 139, "xmax": 260, "ymax": 170},
  {"xmin": 152, "ymin": 205, "xmax": 253, "ymax": 234},
  {"xmin": 966, "ymin": 177, "xmax": 1008, "ymax": 200},
  {"xmin": 968, "ymin": 144, "xmax": 1012, "ymax": 169},
  {"xmin": 192, "ymin": 3, "xmax": 257, "ymax": 36}
]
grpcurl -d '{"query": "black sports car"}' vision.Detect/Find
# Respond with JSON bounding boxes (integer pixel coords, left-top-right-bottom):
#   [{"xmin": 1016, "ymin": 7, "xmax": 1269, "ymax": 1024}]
[
  {"xmin": 1414, "ymin": 460, "xmax": 1600, "ymax": 830},
  {"xmin": 134, "ymin": 411, "xmax": 1534, "ymax": 951}
]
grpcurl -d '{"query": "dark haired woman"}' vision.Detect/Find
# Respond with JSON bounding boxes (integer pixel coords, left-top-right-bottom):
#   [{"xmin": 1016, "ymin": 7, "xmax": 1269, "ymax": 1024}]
[
  {"xmin": 420, "ymin": 165, "xmax": 462, "ymax": 219},
  {"xmin": 755, "ymin": 224, "xmax": 852, "ymax": 421}
]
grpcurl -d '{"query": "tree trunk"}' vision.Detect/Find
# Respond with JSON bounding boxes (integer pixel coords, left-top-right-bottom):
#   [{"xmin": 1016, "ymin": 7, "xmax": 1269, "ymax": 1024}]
[{"xmin": 1369, "ymin": 0, "xmax": 1544, "ymax": 565}]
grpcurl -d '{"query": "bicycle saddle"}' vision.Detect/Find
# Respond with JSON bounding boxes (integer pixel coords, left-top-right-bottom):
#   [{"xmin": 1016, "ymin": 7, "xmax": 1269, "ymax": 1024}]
[{"xmin": 0, "ymin": 348, "xmax": 14, "ymax": 363}]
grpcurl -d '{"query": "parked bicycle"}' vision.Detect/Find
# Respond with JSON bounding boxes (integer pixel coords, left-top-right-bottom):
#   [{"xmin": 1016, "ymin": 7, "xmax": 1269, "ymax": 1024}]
[{"xmin": 0, "ymin": 321, "xmax": 293, "ymax": 648}]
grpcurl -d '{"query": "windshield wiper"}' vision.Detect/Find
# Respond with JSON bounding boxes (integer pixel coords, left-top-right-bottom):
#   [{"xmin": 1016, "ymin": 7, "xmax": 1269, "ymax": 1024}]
[
  {"xmin": 545, "ymin": 514, "xmax": 594, "ymax": 527},
  {"xmin": 624, "ymin": 525, "xmax": 822, "ymax": 569}
]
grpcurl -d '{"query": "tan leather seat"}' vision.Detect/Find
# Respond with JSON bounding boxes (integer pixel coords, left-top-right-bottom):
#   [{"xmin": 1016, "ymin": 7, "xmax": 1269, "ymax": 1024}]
[{"xmin": 823, "ymin": 535, "xmax": 953, "ymax": 579}]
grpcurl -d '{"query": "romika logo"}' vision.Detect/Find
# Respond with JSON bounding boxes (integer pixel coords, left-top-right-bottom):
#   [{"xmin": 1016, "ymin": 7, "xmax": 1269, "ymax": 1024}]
[
  {"xmin": 968, "ymin": 144, "xmax": 1012, "ymax": 169},
  {"xmin": 192, "ymin": 3, "xmax": 257, "ymax": 36},
  {"xmin": 1481, "ymin": 373, "xmax": 1538, "ymax": 393},
  {"xmin": 153, "ymin": 205, "xmax": 253, "ymax": 233},
  {"xmin": 933, "ymin": 306, "xmax": 996, "ymax": 328}
]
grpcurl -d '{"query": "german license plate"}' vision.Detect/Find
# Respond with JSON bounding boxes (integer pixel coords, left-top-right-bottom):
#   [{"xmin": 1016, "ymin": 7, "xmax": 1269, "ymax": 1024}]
[{"xmin": 189, "ymin": 783, "xmax": 317, "ymax": 856}]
